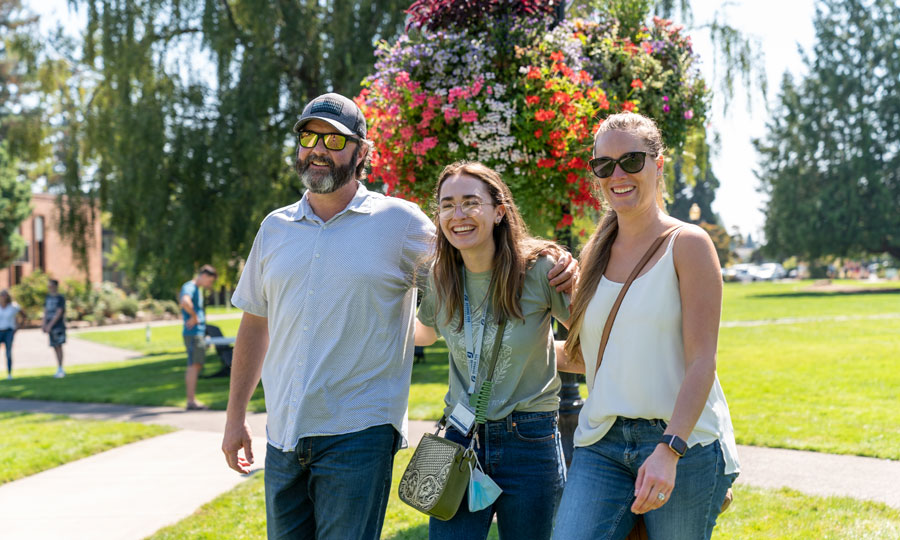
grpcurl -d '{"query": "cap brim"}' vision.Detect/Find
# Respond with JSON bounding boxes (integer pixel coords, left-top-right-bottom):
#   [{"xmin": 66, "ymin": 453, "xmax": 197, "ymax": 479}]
[{"xmin": 292, "ymin": 116, "xmax": 355, "ymax": 136}]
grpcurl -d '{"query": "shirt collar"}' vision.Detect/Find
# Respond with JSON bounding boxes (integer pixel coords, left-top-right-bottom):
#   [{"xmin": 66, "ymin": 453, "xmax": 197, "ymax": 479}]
[{"xmin": 290, "ymin": 181, "xmax": 374, "ymax": 222}]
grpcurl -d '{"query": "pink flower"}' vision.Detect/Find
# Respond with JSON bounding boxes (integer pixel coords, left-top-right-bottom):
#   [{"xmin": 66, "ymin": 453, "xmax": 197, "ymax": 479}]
[
  {"xmin": 412, "ymin": 93, "xmax": 427, "ymax": 107},
  {"xmin": 663, "ymin": 104, "xmax": 671, "ymax": 113},
  {"xmin": 461, "ymin": 111, "xmax": 479, "ymax": 123},
  {"xmin": 684, "ymin": 110, "xmax": 694, "ymax": 120},
  {"xmin": 662, "ymin": 95, "xmax": 669, "ymax": 102},
  {"xmin": 443, "ymin": 108, "xmax": 460, "ymax": 122},
  {"xmin": 399, "ymin": 127, "xmax": 414, "ymax": 141}
]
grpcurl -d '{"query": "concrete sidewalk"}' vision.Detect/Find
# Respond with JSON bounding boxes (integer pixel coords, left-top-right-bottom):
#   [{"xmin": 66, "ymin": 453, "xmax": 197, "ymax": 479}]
[{"xmin": 1, "ymin": 399, "xmax": 899, "ymax": 540}]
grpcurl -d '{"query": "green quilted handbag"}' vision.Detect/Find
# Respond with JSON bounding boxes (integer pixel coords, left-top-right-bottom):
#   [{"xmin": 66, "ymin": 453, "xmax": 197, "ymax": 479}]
[{"xmin": 397, "ymin": 431, "xmax": 476, "ymax": 521}]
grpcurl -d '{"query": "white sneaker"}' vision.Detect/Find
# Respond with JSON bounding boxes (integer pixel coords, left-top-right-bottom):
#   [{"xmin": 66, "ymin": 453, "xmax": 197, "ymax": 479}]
[{"xmin": 53, "ymin": 369, "xmax": 65, "ymax": 378}]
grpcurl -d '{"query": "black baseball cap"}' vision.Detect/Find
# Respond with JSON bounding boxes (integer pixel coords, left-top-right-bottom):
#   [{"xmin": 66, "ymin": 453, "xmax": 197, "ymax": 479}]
[{"xmin": 292, "ymin": 93, "xmax": 367, "ymax": 139}]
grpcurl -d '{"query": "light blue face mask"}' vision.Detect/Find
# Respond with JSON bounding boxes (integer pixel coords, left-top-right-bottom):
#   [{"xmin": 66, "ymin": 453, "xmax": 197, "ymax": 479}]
[{"xmin": 468, "ymin": 461, "xmax": 502, "ymax": 512}]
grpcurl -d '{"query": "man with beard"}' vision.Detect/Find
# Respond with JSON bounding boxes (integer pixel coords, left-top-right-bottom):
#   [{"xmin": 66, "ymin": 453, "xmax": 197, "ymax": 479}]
[{"xmin": 222, "ymin": 93, "xmax": 576, "ymax": 539}]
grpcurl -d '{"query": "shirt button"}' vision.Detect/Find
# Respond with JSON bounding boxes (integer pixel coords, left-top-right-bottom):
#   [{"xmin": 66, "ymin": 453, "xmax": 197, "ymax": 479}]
[
  {"xmin": 303, "ymin": 326, "xmax": 309, "ymax": 331},
  {"xmin": 315, "ymin": 253, "xmax": 320, "ymax": 258},
  {"xmin": 308, "ymin": 290, "xmax": 313, "ymax": 295}
]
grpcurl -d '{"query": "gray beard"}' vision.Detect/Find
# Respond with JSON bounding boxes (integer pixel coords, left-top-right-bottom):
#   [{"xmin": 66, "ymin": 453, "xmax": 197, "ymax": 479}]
[{"xmin": 296, "ymin": 149, "xmax": 358, "ymax": 195}]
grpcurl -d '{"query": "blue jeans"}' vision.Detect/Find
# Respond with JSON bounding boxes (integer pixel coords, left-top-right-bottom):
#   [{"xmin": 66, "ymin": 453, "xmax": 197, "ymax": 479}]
[
  {"xmin": 264, "ymin": 424, "xmax": 401, "ymax": 540},
  {"xmin": 552, "ymin": 417, "xmax": 737, "ymax": 540},
  {"xmin": 429, "ymin": 410, "xmax": 566, "ymax": 540},
  {"xmin": 0, "ymin": 329, "xmax": 12, "ymax": 373}
]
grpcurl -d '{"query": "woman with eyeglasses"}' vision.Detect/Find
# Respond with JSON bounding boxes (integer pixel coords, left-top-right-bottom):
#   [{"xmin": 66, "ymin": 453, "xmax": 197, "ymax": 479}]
[
  {"xmin": 550, "ymin": 112, "xmax": 739, "ymax": 540},
  {"xmin": 413, "ymin": 161, "xmax": 577, "ymax": 540}
]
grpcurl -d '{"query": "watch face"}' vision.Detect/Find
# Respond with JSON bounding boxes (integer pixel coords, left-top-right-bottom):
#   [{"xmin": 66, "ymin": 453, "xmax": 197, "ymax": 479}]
[{"xmin": 671, "ymin": 436, "xmax": 687, "ymax": 455}]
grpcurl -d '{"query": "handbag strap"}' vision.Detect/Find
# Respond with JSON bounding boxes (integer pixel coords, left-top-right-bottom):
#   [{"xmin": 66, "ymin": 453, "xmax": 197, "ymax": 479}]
[{"xmin": 593, "ymin": 225, "xmax": 682, "ymax": 380}]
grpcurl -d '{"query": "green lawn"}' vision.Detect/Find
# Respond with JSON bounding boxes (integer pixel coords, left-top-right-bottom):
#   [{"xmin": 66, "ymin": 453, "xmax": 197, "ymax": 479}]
[
  {"xmin": 721, "ymin": 280, "xmax": 900, "ymax": 322},
  {"xmin": 717, "ymin": 318, "xmax": 900, "ymax": 459},
  {"xmin": 0, "ymin": 352, "xmax": 266, "ymax": 411},
  {"xmin": 10, "ymin": 281, "xmax": 898, "ymax": 460},
  {"xmin": 146, "ymin": 449, "xmax": 900, "ymax": 540},
  {"xmin": 0, "ymin": 411, "xmax": 172, "ymax": 484},
  {"xmin": 77, "ymin": 319, "xmax": 241, "ymax": 355}
]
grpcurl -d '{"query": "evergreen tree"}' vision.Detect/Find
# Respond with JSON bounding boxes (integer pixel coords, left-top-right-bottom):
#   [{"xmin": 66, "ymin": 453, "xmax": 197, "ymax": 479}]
[{"xmin": 755, "ymin": 0, "xmax": 900, "ymax": 259}]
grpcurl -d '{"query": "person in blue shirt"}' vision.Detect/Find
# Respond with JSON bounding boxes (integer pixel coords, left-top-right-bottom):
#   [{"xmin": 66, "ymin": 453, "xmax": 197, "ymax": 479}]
[
  {"xmin": 42, "ymin": 279, "xmax": 67, "ymax": 378},
  {"xmin": 180, "ymin": 265, "xmax": 218, "ymax": 410}
]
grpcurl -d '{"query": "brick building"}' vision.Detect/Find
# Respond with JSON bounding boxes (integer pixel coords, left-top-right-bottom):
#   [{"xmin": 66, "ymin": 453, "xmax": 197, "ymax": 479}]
[{"xmin": 0, "ymin": 193, "xmax": 103, "ymax": 288}]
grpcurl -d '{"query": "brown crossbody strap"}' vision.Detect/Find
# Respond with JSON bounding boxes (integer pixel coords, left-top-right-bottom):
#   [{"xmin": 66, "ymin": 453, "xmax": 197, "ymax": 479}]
[{"xmin": 594, "ymin": 225, "xmax": 683, "ymax": 380}]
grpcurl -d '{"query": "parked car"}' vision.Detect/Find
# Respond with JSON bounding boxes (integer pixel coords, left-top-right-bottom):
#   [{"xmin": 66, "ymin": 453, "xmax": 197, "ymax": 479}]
[
  {"xmin": 750, "ymin": 263, "xmax": 787, "ymax": 281},
  {"xmin": 723, "ymin": 263, "xmax": 756, "ymax": 282}
]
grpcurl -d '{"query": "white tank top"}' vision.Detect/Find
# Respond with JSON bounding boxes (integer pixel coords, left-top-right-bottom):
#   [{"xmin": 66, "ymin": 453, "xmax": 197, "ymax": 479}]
[{"xmin": 575, "ymin": 231, "xmax": 740, "ymax": 474}]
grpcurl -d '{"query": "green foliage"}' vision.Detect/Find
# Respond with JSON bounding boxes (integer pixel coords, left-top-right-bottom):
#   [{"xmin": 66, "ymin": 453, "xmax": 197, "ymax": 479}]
[
  {"xmin": 58, "ymin": 0, "xmax": 411, "ymax": 297},
  {"xmin": 755, "ymin": 0, "xmax": 900, "ymax": 260},
  {"xmin": 9, "ymin": 269, "xmax": 48, "ymax": 321},
  {"xmin": 0, "ymin": 143, "xmax": 30, "ymax": 267},
  {"xmin": 0, "ymin": 411, "xmax": 172, "ymax": 485}
]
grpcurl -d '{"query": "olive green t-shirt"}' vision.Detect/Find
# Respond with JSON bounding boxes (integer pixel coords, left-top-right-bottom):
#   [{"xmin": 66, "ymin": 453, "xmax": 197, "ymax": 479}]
[{"xmin": 417, "ymin": 256, "xmax": 571, "ymax": 421}]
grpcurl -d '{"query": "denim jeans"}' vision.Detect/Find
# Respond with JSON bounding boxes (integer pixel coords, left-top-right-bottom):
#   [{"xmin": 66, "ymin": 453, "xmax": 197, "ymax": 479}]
[
  {"xmin": 552, "ymin": 417, "xmax": 737, "ymax": 540},
  {"xmin": 429, "ymin": 410, "xmax": 566, "ymax": 540},
  {"xmin": 0, "ymin": 329, "xmax": 12, "ymax": 373},
  {"xmin": 264, "ymin": 423, "xmax": 401, "ymax": 540}
]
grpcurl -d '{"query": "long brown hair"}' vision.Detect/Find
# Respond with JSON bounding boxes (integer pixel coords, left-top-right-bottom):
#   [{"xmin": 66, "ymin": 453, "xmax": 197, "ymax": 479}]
[
  {"xmin": 430, "ymin": 161, "xmax": 557, "ymax": 330},
  {"xmin": 565, "ymin": 112, "xmax": 667, "ymax": 364}
]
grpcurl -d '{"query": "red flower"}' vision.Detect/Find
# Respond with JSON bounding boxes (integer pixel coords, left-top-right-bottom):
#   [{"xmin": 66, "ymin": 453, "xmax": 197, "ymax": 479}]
[
  {"xmin": 566, "ymin": 172, "xmax": 578, "ymax": 184},
  {"xmin": 534, "ymin": 109, "xmax": 556, "ymax": 122},
  {"xmin": 534, "ymin": 129, "xmax": 543, "ymax": 138},
  {"xmin": 622, "ymin": 101, "xmax": 636, "ymax": 112},
  {"xmin": 551, "ymin": 91, "xmax": 571, "ymax": 104},
  {"xmin": 536, "ymin": 158, "xmax": 556, "ymax": 168},
  {"xmin": 527, "ymin": 66, "xmax": 542, "ymax": 79},
  {"xmin": 544, "ymin": 80, "xmax": 554, "ymax": 90},
  {"xmin": 566, "ymin": 157, "xmax": 587, "ymax": 170},
  {"xmin": 550, "ymin": 51, "xmax": 564, "ymax": 62},
  {"xmin": 631, "ymin": 79, "xmax": 644, "ymax": 89},
  {"xmin": 526, "ymin": 95, "xmax": 540, "ymax": 105},
  {"xmin": 561, "ymin": 214, "xmax": 574, "ymax": 226}
]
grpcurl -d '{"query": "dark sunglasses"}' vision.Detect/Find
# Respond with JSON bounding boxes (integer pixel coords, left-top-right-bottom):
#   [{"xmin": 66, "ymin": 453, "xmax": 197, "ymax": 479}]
[
  {"xmin": 297, "ymin": 130, "xmax": 357, "ymax": 151},
  {"xmin": 589, "ymin": 151, "xmax": 647, "ymax": 178}
]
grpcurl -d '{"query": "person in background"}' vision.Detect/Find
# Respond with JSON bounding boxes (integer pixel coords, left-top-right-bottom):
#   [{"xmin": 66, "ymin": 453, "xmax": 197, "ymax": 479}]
[
  {"xmin": 0, "ymin": 289, "xmax": 25, "ymax": 380},
  {"xmin": 180, "ymin": 264, "xmax": 218, "ymax": 410},
  {"xmin": 42, "ymin": 279, "xmax": 67, "ymax": 378}
]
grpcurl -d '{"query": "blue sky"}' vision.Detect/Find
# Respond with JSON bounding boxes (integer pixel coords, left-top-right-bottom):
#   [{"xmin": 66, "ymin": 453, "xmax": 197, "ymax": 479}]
[{"xmin": 31, "ymin": 0, "xmax": 818, "ymax": 241}]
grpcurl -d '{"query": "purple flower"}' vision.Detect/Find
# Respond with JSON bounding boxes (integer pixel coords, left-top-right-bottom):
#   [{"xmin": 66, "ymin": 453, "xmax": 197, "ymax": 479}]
[{"xmin": 663, "ymin": 104, "xmax": 670, "ymax": 113}]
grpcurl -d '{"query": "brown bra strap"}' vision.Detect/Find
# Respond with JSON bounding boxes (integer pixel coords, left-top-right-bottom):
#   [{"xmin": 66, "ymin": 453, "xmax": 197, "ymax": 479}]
[{"xmin": 594, "ymin": 225, "xmax": 683, "ymax": 380}]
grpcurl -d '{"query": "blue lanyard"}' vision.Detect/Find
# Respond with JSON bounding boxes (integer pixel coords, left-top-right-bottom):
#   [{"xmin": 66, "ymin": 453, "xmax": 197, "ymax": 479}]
[{"xmin": 463, "ymin": 279, "xmax": 488, "ymax": 395}]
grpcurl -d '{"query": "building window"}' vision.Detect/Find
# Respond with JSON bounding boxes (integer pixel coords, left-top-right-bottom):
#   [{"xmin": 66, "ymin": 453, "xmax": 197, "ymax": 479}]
[{"xmin": 34, "ymin": 216, "xmax": 45, "ymax": 271}]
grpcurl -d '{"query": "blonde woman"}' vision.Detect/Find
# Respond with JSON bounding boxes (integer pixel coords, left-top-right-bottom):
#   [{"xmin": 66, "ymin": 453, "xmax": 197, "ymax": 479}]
[{"xmin": 552, "ymin": 112, "xmax": 739, "ymax": 540}]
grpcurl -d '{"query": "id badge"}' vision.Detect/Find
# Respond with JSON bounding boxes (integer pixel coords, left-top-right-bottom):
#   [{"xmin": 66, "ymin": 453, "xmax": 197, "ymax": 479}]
[{"xmin": 447, "ymin": 402, "xmax": 476, "ymax": 436}]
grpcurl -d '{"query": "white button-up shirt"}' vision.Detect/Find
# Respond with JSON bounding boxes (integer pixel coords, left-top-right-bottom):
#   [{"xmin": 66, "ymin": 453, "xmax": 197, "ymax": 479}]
[{"xmin": 232, "ymin": 183, "xmax": 435, "ymax": 451}]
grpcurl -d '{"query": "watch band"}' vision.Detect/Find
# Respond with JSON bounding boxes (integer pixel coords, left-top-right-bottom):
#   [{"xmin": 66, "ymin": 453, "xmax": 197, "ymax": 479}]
[{"xmin": 660, "ymin": 434, "xmax": 687, "ymax": 457}]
